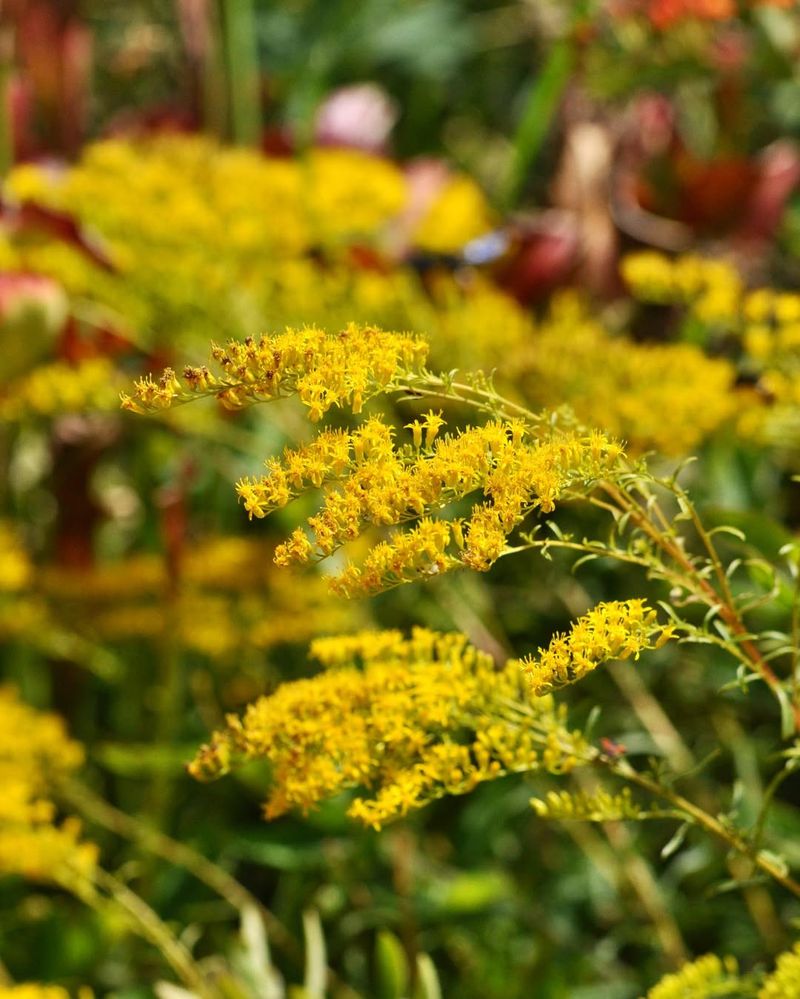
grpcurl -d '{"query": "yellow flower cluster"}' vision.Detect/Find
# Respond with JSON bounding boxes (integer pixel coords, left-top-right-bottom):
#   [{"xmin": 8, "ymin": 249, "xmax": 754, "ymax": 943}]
[
  {"xmin": 399, "ymin": 283, "xmax": 742, "ymax": 457},
  {"xmin": 7, "ymin": 138, "xmax": 407, "ymax": 260},
  {"xmin": 0, "ymin": 358, "xmax": 124, "ymax": 421},
  {"xmin": 418, "ymin": 277, "xmax": 533, "ymax": 372},
  {"xmin": 412, "ymin": 175, "xmax": 496, "ymax": 254},
  {"xmin": 302, "ymin": 147, "xmax": 408, "ymax": 244},
  {"xmin": 623, "ymin": 250, "xmax": 800, "ymax": 359},
  {"xmin": 759, "ymin": 941, "xmax": 800, "ymax": 999},
  {"xmin": 520, "ymin": 600, "xmax": 675, "ymax": 696},
  {"xmin": 0, "ymin": 988, "xmax": 72, "ymax": 999},
  {"xmin": 621, "ymin": 251, "xmax": 800, "ymax": 449},
  {"xmin": 236, "ymin": 414, "xmax": 624, "ymax": 595},
  {"xmin": 621, "ymin": 251, "xmax": 743, "ymax": 324},
  {"xmin": 189, "ymin": 629, "xmax": 589, "ymax": 829},
  {"xmin": 121, "ymin": 324, "xmax": 428, "ymax": 421},
  {"xmin": 510, "ymin": 293, "xmax": 741, "ymax": 456},
  {"xmin": 2, "ymin": 136, "xmax": 493, "ymax": 359},
  {"xmin": 645, "ymin": 954, "xmax": 742, "ymax": 999},
  {"xmin": 26, "ymin": 536, "xmax": 365, "ymax": 659},
  {"xmin": 0, "ymin": 686, "xmax": 96, "ymax": 883},
  {"xmin": 743, "ymin": 289, "xmax": 800, "ymax": 421},
  {"xmin": 0, "ymin": 522, "xmax": 32, "ymax": 592},
  {"xmin": 743, "ymin": 288, "xmax": 800, "ymax": 361},
  {"xmin": 530, "ymin": 787, "xmax": 644, "ymax": 822}
]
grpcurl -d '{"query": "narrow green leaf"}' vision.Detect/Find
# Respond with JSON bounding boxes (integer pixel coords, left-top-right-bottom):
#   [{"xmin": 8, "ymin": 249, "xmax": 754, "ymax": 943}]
[
  {"xmin": 222, "ymin": 0, "xmax": 261, "ymax": 145},
  {"xmin": 414, "ymin": 954, "xmax": 442, "ymax": 999},
  {"xmin": 302, "ymin": 910, "xmax": 326, "ymax": 999},
  {"xmin": 375, "ymin": 931, "xmax": 409, "ymax": 999},
  {"xmin": 503, "ymin": 39, "xmax": 574, "ymax": 207},
  {"xmin": 661, "ymin": 821, "xmax": 689, "ymax": 859}
]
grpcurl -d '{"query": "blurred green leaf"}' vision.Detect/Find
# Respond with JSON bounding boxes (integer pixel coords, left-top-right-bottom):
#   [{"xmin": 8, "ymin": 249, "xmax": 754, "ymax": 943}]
[{"xmin": 375, "ymin": 931, "xmax": 409, "ymax": 999}]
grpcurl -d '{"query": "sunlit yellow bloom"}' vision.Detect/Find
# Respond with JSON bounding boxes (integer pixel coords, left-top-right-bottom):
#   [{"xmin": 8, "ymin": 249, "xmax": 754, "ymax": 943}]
[
  {"xmin": 510, "ymin": 292, "xmax": 741, "ymax": 456},
  {"xmin": 621, "ymin": 250, "xmax": 684, "ymax": 302},
  {"xmin": 0, "ymin": 358, "xmax": 124, "ymax": 421},
  {"xmin": 1, "ymin": 137, "xmax": 451, "ymax": 356},
  {"xmin": 0, "ymin": 522, "xmax": 32, "ymax": 592},
  {"xmin": 645, "ymin": 954, "xmax": 741, "ymax": 999},
  {"xmin": 189, "ymin": 629, "xmax": 589, "ymax": 828},
  {"xmin": 0, "ymin": 687, "xmax": 96, "ymax": 884},
  {"xmin": 303, "ymin": 147, "xmax": 406, "ymax": 243},
  {"xmin": 0, "ymin": 987, "xmax": 72, "ymax": 999},
  {"xmin": 759, "ymin": 941, "xmax": 800, "ymax": 999},
  {"xmin": 519, "ymin": 600, "xmax": 675, "ymax": 696},
  {"xmin": 622, "ymin": 251, "xmax": 743, "ymax": 323},
  {"xmin": 413, "ymin": 175, "xmax": 495, "ymax": 254},
  {"xmin": 238, "ymin": 414, "xmax": 623, "ymax": 595},
  {"xmin": 122, "ymin": 324, "xmax": 428, "ymax": 420},
  {"xmin": 412, "ymin": 283, "xmax": 742, "ymax": 457}
]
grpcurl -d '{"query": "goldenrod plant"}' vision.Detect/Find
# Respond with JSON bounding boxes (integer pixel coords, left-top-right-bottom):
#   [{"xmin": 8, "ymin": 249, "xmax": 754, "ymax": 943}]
[
  {"xmin": 6, "ymin": 0, "xmax": 800, "ymax": 993},
  {"xmin": 123, "ymin": 320, "xmax": 800, "ymax": 993}
]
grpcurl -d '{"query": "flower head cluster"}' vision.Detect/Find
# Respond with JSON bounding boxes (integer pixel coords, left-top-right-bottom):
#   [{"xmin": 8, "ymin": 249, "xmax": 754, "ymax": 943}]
[
  {"xmin": 743, "ymin": 288, "xmax": 800, "ymax": 364},
  {"xmin": 3, "ymin": 136, "xmax": 492, "ymax": 357},
  {"xmin": 531, "ymin": 787, "xmax": 645, "ymax": 822},
  {"xmin": 235, "ymin": 415, "xmax": 624, "ymax": 595},
  {"xmin": 121, "ymin": 324, "xmax": 428, "ymax": 420},
  {"xmin": 622, "ymin": 252, "xmax": 800, "ymax": 450},
  {"xmin": 0, "ymin": 988, "xmax": 72, "ymax": 999},
  {"xmin": 412, "ymin": 175, "xmax": 495, "ymax": 254},
  {"xmin": 1, "ymin": 358, "xmax": 124, "ymax": 421},
  {"xmin": 621, "ymin": 251, "xmax": 743, "ymax": 325},
  {"xmin": 510, "ymin": 292, "xmax": 741, "ymax": 456},
  {"xmin": 0, "ymin": 522, "xmax": 32, "ymax": 592},
  {"xmin": 189, "ymin": 629, "xmax": 590, "ymax": 829},
  {"xmin": 29, "ymin": 536, "xmax": 365, "ymax": 660},
  {"xmin": 741, "ymin": 288, "xmax": 800, "ymax": 438},
  {"xmin": 0, "ymin": 686, "xmax": 96, "ymax": 884},
  {"xmin": 413, "ymin": 284, "xmax": 743, "ymax": 456},
  {"xmin": 7, "ymin": 138, "xmax": 407, "ymax": 261},
  {"xmin": 645, "ymin": 954, "xmax": 742, "ymax": 999},
  {"xmin": 759, "ymin": 941, "xmax": 800, "ymax": 999},
  {"xmin": 520, "ymin": 600, "xmax": 675, "ymax": 696},
  {"xmin": 623, "ymin": 250, "xmax": 800, "ymax": 353}
]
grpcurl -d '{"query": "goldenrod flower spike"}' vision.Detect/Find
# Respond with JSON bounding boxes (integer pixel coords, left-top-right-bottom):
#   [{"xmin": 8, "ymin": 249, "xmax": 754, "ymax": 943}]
[
  {"xmin": 759, "ymin": 941, "xmax": 800, "ymax": 999},
  {"xmin": 234, "ymin": 414, "xmax": 625, "ymax": 594},
  {"xmin": 530, "ymin": 787, "xmax": 644, "ymax": 822},
  {"xmin": 508, "ymin": 290, "xmax": 740, "ymax": 457},
  {"xmin": 520, "ymin": 600, "xmax": 675, "ymax": 696},
  {"xmin": 621, "ymin": 251, "xmax": 743, "ymax": 323},
  {"xmin": 121, "ymin": 324, "xmax": 429, "ymax": 420},
  {"xmin": 644, "ymin": 954, "xmax": 742, "ymax": 999},
  {"xmin": 0, "ymin": 687, "xmax": 97, "ymax": 884},
  {"xmin": 188, "ymin": 629, "xmax": 589, "ymax": 829}
]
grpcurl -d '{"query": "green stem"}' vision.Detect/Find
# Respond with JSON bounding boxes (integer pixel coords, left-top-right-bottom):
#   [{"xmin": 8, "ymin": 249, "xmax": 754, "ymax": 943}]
[
  {"xmin": 63, "ymin": 779, "xmax": 299, "ymax": 958},
  {"xmin": 503, "ymin": 36, "xmax": 575, "ymax": 208},
  {"xmin": 507, "ymin": 699, "xmax": 800, "ymax": 902},
  {"xmin": 220, "ymin": 0, "xmax": 261, "ymax": 145},
  {"xmin": 147, "ymin": 596, "xmax": 184, "ymax": 831},
  {"xmin": 600, "ymin": 480, "xmax": 798, "ymax": 729},
  {"xmin": 391, "ymin": 372, "xmax": 542, "ymax": 424},
  {"xmin": 609, "ymin": 759, "xmax": 800, "ymax": 902},
  {"xmin": 93, "ymin": 867, "xmax": 214, "ymax": 997}
]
